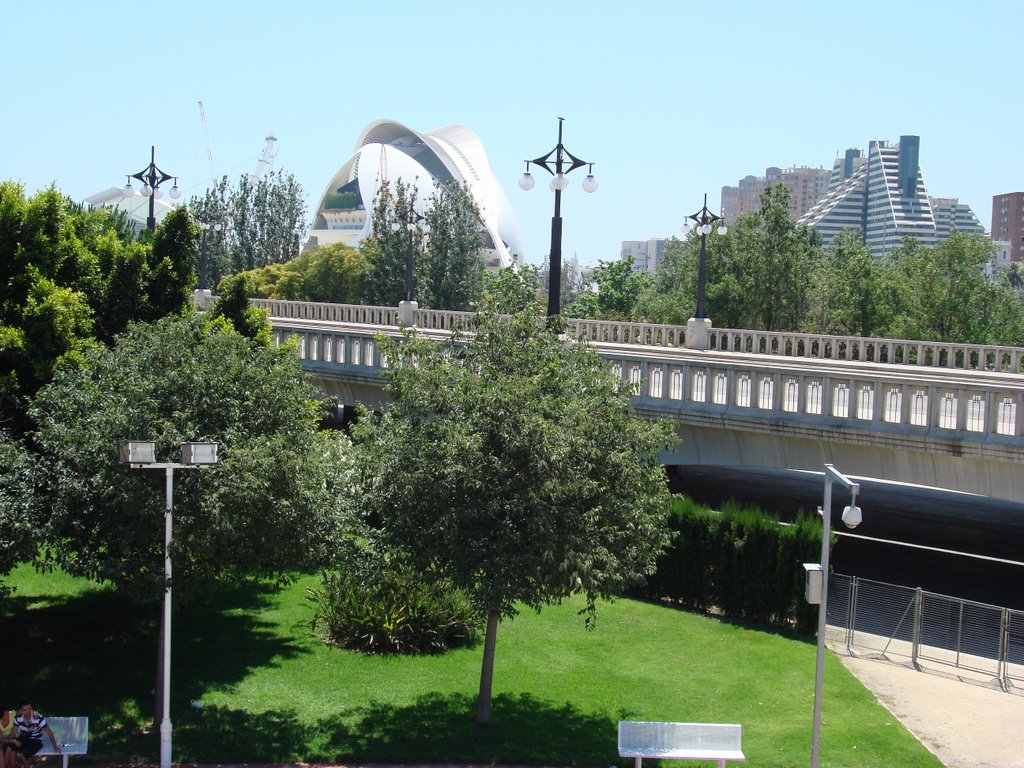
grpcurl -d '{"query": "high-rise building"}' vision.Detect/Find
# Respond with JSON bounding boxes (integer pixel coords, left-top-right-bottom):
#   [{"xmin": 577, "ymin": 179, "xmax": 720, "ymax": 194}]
[
  {"xmin": 991, "ymin": 192, "xmax": 1024, "ymax": 263},
  {"xmin": 621, "ymin": 238, "xmax": 667, "ymax": 274},
  {"xmin": 799, "ymin": 136, "xmax": 984, "ymax": 257},
  {"xmin": 721, "ymin": 166, "xmax": 830, "ymax": 225}
]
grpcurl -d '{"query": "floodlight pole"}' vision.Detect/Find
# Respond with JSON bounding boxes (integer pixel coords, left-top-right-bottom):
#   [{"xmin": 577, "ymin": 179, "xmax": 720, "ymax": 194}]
[{"xmin": 118, "ymin": 441, "xmax": 218, "ymax": 768}]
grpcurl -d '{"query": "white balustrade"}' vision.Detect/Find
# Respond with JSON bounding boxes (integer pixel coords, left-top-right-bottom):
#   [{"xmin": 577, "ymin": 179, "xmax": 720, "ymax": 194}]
[{"xmin": 261, "ymin": 301, "xmax": 1024, "ymax": 444}]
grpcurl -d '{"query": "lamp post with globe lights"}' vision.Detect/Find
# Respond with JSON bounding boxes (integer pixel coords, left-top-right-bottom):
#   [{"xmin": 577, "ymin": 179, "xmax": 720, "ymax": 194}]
[
  {"xmin": 392, "ymin": 203, "xmax": 428, "ymax": 326},
  {"xmin": 124, "ymin": 146, "xmax": 181, "ymax": 232},
  {"xmin": 519, "ymin": 118, "xmax": 597, "ymax": 317},
  {"xmin": 683, "ymin": 194, "xmax": 727, "ymax": 349},
  {"xmin": 191, "ymin": 220, "xmax": 223, "ymax": 310}
]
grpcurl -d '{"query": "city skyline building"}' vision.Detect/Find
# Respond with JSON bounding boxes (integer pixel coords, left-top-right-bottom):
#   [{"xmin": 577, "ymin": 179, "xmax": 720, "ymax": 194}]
[
  {"xmin": 621, "ymin": 238, "xmax": 667, "ymax": 274},
  {"xmin": 991, "ymin": 192, "xmax": 1024, "ymax": 263},
  {"xmin": 721, "ymin": 165, "xmax": 831, "ymax": 225},
  {"xmin": 798, "ymin": 136, "xmax": 985, "ymax": 257}
]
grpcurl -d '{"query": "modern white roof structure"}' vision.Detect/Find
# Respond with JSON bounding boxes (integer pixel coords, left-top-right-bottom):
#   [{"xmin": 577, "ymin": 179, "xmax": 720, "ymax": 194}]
[
  {"xmin": 83, "ymin": 187, "xmax": 178, "ymax": 234},
  {"xmin": 307, "ymin": 120, "xmax": 521, "ymax": 268}
]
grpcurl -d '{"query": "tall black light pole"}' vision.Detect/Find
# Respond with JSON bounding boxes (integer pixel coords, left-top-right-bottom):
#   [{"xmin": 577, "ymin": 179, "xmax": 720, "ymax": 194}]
[
  {"xmin": 124, "ymin": 146, "xmax": 181, "ymax": 232},
  {"xmin": 519, "ymin": 117, "xmax": 598, "ymax": 317},
  {"xmin": 686, "ymin": 193, "xmax": 727, "ymax": 320},
  {"xmin": 392, "ymin": 201, "xmax": 427, "ymax": 326},
  {"xmin": 389, "ymin": 204, "xmax": 425, "ymax": 307},
  {"xmin": 197, "ymin": 221, "xmax": 222, "ymax": 292}
]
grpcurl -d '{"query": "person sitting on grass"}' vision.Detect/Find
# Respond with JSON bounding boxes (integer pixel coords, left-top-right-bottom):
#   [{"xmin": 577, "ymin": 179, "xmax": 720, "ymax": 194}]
[
  {"xmin": 0, "ymin": 708, "xmax": 18, "ymax": 768},
  {"xmin": 11, "ymin": 701, "xmax": 58, "ymax": 766}
]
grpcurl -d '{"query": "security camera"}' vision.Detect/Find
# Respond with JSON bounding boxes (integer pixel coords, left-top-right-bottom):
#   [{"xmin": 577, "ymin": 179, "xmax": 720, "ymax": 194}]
[{"xmin": 841, "ymin": 504, "xmax": 862, "ymax": 529}]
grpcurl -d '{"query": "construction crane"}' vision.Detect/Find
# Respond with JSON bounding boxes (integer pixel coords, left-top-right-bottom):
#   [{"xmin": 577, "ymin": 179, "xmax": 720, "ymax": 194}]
[
  {"xmin": 198, "ymin": 101, "xmax": 217, "ymax": 183},
  {"xmin": 250, "ymin": 133, "xmax": 278, "ymax": 181}
]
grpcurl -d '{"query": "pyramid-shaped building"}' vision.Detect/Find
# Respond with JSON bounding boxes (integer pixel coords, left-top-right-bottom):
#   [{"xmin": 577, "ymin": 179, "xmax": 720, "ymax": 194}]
[{"xmin": 799, "ymin": 136, "xmax": 983, "ymax": 257}]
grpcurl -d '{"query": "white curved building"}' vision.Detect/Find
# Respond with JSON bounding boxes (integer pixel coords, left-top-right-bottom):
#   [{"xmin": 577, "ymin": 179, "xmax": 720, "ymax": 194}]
[{"xmin": 307, "ymin": 120, "xmax": 520, "ymax": 269}]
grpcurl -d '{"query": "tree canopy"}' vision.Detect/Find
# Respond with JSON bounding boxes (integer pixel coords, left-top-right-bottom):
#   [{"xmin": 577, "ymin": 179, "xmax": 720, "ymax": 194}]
[
  {"xmin": 27, "ymin": 313, "xmax": 354, "ymax": 602},
  {"xmin": 0, "ymin": 182, "xmax": 196, "ymax": 434},
  {"xmin": 189, "ymin": 170, "xmax": 307, "ymax": 283},
  {"xmin": 351, "ymin": 309, "xmax": 677, "ymax": 722}
]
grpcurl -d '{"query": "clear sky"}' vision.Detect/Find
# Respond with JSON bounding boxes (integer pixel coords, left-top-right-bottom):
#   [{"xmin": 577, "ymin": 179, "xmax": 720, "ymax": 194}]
[{"xmin": 3, "ymin": 0, "xmax": 1020, "ymax": 266}]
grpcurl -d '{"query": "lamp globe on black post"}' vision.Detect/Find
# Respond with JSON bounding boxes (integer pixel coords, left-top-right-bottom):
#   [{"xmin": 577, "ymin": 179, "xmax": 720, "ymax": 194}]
[
  {"xmin": 191, "ymin": 220, "xmax": 223, "ymax": 310},
  {"xmin": 683, "ymin": 193, "xmax": 727, "ymax": 350},
  {"xmin": 392, "ymin": 202, "xmax": 428, "ymax": 327},
  {"xmin": 519, "ymin": 117, "xmax": 598, "ymax": 318},
  {"xmin": 124, "ymin": 146, "xmax": 181, "ymax": 232}
]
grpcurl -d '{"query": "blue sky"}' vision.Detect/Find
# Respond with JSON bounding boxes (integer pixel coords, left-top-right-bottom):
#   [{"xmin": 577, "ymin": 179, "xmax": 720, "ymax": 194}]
[{"xmin": 3, "ymin": 1, "xmax": 1020, "ymax": 266}]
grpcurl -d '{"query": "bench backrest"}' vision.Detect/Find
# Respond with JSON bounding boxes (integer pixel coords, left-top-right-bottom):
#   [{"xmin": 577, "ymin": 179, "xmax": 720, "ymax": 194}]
[
  {"xmin": 618, "ymin": 720, "xmax": 743, "ymax": 760},
  {"xmin": 44, "ymin": 717, "xmax": 89, "ymax": 753}
]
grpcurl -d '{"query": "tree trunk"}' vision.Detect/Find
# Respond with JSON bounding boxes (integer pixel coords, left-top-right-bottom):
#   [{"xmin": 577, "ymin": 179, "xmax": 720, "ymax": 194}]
[{"xmin": 475, "ymin": 613, "xmax": 499, "ymax": 725}]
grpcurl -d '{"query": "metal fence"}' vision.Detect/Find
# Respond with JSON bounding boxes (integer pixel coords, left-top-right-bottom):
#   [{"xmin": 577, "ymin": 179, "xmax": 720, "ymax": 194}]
[{"xmin": 827, "ymin": 574, "xmax": 1024, "ymax": 692}]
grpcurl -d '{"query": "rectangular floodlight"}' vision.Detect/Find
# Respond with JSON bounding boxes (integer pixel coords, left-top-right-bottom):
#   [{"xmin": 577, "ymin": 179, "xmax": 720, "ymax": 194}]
[
  {"xmin": 181, "ymin": 442, "xmax": 219, "ymax": 466},
  {"xmin": 117, "ymin": 440, "xmax": 156, "ymax": 465}
]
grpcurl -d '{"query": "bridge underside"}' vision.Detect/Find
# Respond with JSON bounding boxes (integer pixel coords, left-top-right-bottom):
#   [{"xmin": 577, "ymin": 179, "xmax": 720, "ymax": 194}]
[{"xmin": 664, "ymin": 422, "xmax": 1022, "ymax": 503}]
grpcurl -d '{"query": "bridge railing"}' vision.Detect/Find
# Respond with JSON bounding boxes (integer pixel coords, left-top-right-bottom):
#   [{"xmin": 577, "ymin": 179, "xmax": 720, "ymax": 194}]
[{"xmin": 253, "ymin": 300, "xmax": 1024, "ymax": 373}]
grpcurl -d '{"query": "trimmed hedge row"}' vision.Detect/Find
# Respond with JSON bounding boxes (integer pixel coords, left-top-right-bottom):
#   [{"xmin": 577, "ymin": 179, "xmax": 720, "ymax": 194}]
[{"xmin": 639, "ymin": 496, "xmax": 824, "ymax": 634}]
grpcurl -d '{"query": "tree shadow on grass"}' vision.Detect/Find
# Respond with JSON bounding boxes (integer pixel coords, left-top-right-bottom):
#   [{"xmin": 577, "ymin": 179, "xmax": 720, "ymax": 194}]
[
  {"xmin": 1, "ymin": 580, "xmax": 311, "ymax": 763},
  {"xmin": 323, "ymin": 692, "xmax": 622, "ymax": 766},
  {"xmin": 143, "ymin": 693, "xmax": 622, "ymax": 766}
]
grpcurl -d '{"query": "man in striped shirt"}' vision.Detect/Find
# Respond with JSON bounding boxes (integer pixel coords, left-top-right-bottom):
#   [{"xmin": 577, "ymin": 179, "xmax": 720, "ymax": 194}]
[{"xmin": 12, "ymin": 701, "xmax": 59, "ymax": 764}]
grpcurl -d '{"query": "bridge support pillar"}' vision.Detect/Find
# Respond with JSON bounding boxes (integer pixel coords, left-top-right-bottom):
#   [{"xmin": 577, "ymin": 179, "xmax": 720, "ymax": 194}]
[
  {"xmin": 685, "ymin": 317, "xmax": 711, "ymax": 351},
  {"xmin": 398, "ymin": 300, "xmax": 418, "ymax": 328}
]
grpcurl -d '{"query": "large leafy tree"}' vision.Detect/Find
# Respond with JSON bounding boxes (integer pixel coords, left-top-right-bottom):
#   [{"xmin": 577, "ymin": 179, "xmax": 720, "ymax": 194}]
[
  {"xmin": 223, "ymin": 242, "xmax": 367, "ymax": 304},
  {"xmin": 0, "ymin": 430, "xmax": 36, "ymax": 591},
  {"xmin": 0, "ymin": 183, "xmax": 195, "ymax": 434},
  {"xmin": 481, "ymin": 261, "xmax": 543, "ymax": 314},
  {"xmin": 28, "ymin": 313, "xmax": 354, "ymax": 602},
  {"xmin": 351, "ymin": 308, "xmax": 677, "ymax": 724},
  {"xmin": 361, "ymin": 179, "xmax": 420, "ymax": 307},
  {"xmin": 884, "ymin": 232, "xmax": 1019, "ymax": 343},
  {"xmin": 566, "ymin": 256, "xmax": 651, "ymax": 320},
  {"xmin": 811, "ymin": 228, "xmax": 891, "ymax": 337},
  {"xmin": 190, "ymin": 169, "xmax": 307, "ymax": 282},
  {"xmin": 420, "ymin": 181, "xmax": 485, "ymax": 311},
  {"xmin": 729, "ymin": 185, "xmax": 821, "ymax": 331}
]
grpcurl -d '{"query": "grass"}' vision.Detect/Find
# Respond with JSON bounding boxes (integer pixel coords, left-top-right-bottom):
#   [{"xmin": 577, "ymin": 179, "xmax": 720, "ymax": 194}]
[{"xmin": 1, "ymin": 564, "xmax": 943, "ymax": 767}]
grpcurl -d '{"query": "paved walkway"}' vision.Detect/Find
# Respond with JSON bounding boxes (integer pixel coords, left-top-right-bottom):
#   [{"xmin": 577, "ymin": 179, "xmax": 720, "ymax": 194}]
[{"xmin": 839, "ymin": 651, "xmax": 1024, "ymax": 768}]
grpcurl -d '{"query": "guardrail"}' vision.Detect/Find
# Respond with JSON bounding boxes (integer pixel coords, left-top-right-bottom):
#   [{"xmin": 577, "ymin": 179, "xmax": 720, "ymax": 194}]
[
  {"xmin": 251, "ymin": 300, "xmax": 1024, "ymax": 372},
  {"xmin": 827, "ymin": 574, "xmax": 1024, "ymax": 692}
]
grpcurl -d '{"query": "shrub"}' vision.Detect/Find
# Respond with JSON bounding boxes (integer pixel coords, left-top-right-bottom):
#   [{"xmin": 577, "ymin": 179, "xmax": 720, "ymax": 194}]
[
  {"xmin": 307, "ymin": 568, "xmax": 479, "ymax": 654},
  {"xmin": 639, "ymin": 496, "xmax": 823, "ymax": 634}
]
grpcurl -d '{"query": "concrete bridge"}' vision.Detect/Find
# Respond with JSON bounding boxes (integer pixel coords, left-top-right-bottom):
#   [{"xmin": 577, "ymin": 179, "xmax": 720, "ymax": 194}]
[{"xmin": 255, "ymin": 299, "xmax": 1024, "ymax": 503}]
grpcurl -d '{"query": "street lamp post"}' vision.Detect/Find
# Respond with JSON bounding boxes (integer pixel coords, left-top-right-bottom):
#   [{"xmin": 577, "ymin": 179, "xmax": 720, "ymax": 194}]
[
  {"xmin": 191, "ymin": 221, "xmax": 223, "ymax": 310},
  {"xmin": 117, "ymin": 440, "xmax": 219, "ymax": 768},
  {"xmin": 684, "ymin": 194, "xmax": 727, "ymax": 350},
  {"xmin": 808, "ymin": 464, "xmax": 863, "ymax": 768},
  {"xmin": 392, "ymin": 203, "xmax": 428, "ymax": 327},
  {"xmin": 519, "ymin": 117, "xmax": 598, "ymax": 317},
  {"xmin": 124, "ymin": 146, "xmax": 181, "ymax": 232},
  {"xmin": 197, "ymin": 221, "xmax": 222, "ymax": 292}
]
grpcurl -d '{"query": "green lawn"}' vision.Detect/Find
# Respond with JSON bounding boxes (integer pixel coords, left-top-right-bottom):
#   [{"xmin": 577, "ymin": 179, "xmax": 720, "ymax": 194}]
[{"xmin": 2, "ymin": 565, "xmax": 942, "ymax": 767}]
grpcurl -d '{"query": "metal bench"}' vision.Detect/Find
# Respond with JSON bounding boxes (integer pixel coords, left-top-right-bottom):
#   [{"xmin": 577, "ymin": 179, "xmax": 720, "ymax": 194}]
[
  {"xmin": 618, "ymin": 720, "xmax": 744, "ymax": 768},
  {"xmin": 34, "ymin": 716, "xmax": 88, "ymax": 768}
]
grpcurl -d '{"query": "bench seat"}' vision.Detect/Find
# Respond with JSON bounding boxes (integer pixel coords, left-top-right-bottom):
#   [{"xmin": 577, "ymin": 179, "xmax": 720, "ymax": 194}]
[
  {"xmin": 619, "ymin": 720, "xmax": 744, "ymax": 768},
  {"xmin": 35, "ymin": 716, "xmax": 88, "ymax": 768}
]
